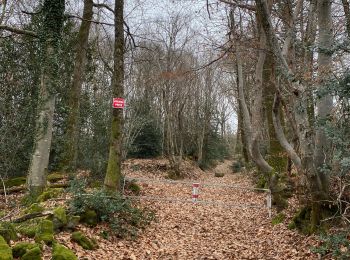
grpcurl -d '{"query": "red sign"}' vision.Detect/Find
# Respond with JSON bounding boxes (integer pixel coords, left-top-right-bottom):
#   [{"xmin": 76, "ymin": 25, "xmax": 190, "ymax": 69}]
[{"xmin": 112, "ymin": 98, "xmax": 125, "ymax": 109}]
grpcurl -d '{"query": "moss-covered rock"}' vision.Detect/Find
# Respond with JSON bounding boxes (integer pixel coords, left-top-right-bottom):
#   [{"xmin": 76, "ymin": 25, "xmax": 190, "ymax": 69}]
[
  {"xmin": 80, "ymin": 209, "xmax": 98, "ymax": 227},
  {"xmin": 47, "ymin": 172, "xmax": 66, "ymax": 183},
  {"xmin": 35, "ymin": 220, "xmax": 54, "ymax": 245},
  {"xmin": 21, "ymin": 246, "xmax": 41, "ymax": 260},
  {"xmin": 16, "ymin": 222, "xmax": 37, "ymax": 238},
  {"xmin": 0, "ymin": 235, "xmax": 12, "ymax": 260},
  {"xmin": 52, "ymin": 207, "xmax": 67, "ymax": 231},
  {"xmin": 214, "ymin": 172, "xmax": 225, "ymax": 177},
  {"xmin": 12, "ymin": 242, "xmax": 39, "ymax": 258},
  {"xmin": 37, "ymin": 188, "xmax": 63, "ymax": 202},
  {"xmin": 0, "ymin": 222, "xmax": 18, "ymax": 244},
  {"xmin": 71, "ymin": 232, "xmax": 98, "ymax": 250},
  {"xmin": 52, "ymin": 243, "xmax": 77, "ymax": 260},
  {"xmin": 271, "ymin": 213, "xmax": 286, "ymax": 225},
  {"xmin": 4, "ymin": 177, "xmax": 26, "ymax": 188},
  {"xmin": 66, "ymin": 216, "xmax": 80, "ymax": 230},
  {"xmin": 23, "ymin": 203, "xmax": 44, "ymax": 214}
]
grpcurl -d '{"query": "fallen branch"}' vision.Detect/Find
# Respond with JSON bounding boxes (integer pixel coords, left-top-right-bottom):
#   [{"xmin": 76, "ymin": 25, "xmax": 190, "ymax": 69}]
[
  {"xmin": 13, "ymin": 211, "xmax": 53, "ymax": 223},
  {"xmin": 0, "ymin": 182, "xmax": 69, "ymax": 195}
]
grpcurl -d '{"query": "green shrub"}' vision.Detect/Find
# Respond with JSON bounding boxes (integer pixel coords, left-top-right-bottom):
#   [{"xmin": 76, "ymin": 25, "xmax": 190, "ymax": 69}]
[
  {"xmin": 68, "ymin": 179, "xmax": 154, "ymax": 238},
  {"xmin": 311, "ymin": 232, "xmax": 350, "ymax": 259}
]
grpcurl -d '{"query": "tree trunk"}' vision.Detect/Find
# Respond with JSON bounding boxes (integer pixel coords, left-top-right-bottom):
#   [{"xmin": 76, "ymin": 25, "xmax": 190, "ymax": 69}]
[
  {"xmin": 104, "ymin": 0, "xmax": 124, "ymax": 191},
  {"xmin": 310, "ymin": 0, "xmax": 334, "ymax": 231},
  {"xmin": 27, "ymin": 0, "xmax": 65, "ymax": 197},
  {"xmin": 342, "ymin": 0, "xmax": 350, "ymax": 38},
  {"xmin": 62, "ymin": 0, "xmax": 93, "ymax": 172}
]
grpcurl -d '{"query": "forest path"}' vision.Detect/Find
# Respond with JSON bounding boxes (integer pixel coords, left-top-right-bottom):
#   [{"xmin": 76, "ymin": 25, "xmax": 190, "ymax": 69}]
[{"xmin": 71, "ymin": 160, "xmax": 318, "ymax": 259}]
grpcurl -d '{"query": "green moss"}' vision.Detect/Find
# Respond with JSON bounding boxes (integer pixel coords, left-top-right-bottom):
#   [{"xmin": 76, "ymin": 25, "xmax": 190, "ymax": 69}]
[
  {"xmin": 289, "ymin": 207, "xmax": 312, "ymax": 235},
  {"xmin": 71, "ymin": 232, "xmax": 98, "ymax": 250},
  {"xmin": 16, "ymin": 221, "xmax": 38, "ymax": 238},
  {"xmin": 4, "ymin": 177, "xmax": 26, "ymax": 188},
  {"xmin": 66, "ymin": 216, "xmax": 80, "ymax": 230},
  {"xmin": 35, "ymin": 220, "xmax": 54, "ymax": 245},
  {"xmin": 0, "ymin": 222, "xmax": 18, "ymax": 244},
  {"xmin": 47, "ymin": 173, "xmax": 66, "ymax": 182},
  {"xmin": 12, "ymin": 242, "xmax": 38, "ymax": 258},
  {"xmin": 80, "ymin": 209, "xmax": 98, "ymax": 227},
  {"xmin": 0, "ymin": 235, "xmax": 12, "ymax": 260},
  {"xmin": 214, "ymin": 172, "xmax": 225, "ymax": 177},
  {"xmin": 52, "ymin": 207, "xmax": 67, "ymax": 231},
  {"xmin": 21, "ymin": 246, "xmax": 41, "ymax": 260},
  {"xmin": 23, "ymin": 203, "xmax": 44, "ymax": 214},
  {"xmin": 256, "ymin": 175, "xmax": 267, "ymax": 189},
  {"xmin": 37, "ymin": 188, "xmax": 63, "ymax": 202},
  {"xmin": 89, "ymin": 180, "xmax": 103, "ymax": 188},
  {"xmin": 52, "ymin": 243, "xmax": 77, "ymax": 260},
  {"xmin": 126, "ymin": 181, "xmax": 141, "ymax": 195},
  {"xmin": 272, "ymin": 213, "xmax": 286, "ymax": 225}
]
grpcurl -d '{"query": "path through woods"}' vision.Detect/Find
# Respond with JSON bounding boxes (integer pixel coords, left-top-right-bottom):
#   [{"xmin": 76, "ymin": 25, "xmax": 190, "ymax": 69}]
[{"xmin": 58, "ymin": 160, "xmax": 318, "ymax": 259}]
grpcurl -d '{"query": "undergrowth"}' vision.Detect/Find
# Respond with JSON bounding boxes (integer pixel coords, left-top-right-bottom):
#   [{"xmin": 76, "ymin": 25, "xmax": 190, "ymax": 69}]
[
  {"xmin": 311, "ymin": 232, "xmax": 350, "ymax": 259},
  {"xmin": 68, "ymin": 178, "xmax": 154, "ymax": 238}
]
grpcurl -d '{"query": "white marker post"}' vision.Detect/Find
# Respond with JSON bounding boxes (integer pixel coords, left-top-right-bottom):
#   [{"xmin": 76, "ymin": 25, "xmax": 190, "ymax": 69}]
[
  {"xmin": 192, "ymin": 183, "xmax": 200, "ymax": 202},
  {"xmin": 267, "ymin": 190, "xmax": 272, "ymax": 218}
]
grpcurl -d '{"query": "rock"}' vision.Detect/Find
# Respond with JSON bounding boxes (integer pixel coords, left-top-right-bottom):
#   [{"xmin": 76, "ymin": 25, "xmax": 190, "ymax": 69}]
[
  {"xmin": 35, "ymin": 220, "xmax": 54, "ymax": 245},
  {"xmin": 52, "ymin": 243, "xmax": 78, "ymax": 260},
  {"xmin": 214, "ymin": 172, "xmax": 225, "ymax": 177},
  {"xmin": 0, "ymin": 235, "xmax": 12, "ymax": 260},
  {"xmin": 0, "ymin": 222, "xmax": 18, "ymax": 244},
  {"xmin": 37, "ymin": 188, "xmax": 63, "ymax": 202},
  {"xmin": 21, "ymin": 246, "xmax": 41, "ymax": 260},
  {"xmin": 80, "ymin": 209, "xmax": 98, "ymax": 227},
  {"xmin": 12, "ymin": 242, "xmax": 38, "ymax": 258},
  {"xmin": 52, "ymin": 207, "xmax": 67, "ymax": 231},
  {"xmin": 71, "ymin": 231, "xmax": 98, "ymax": 250},
  {"xmin": 4, "ymin": 177, "xmax": 26, "ymax": 188},
  {"xmin": 66, "ymin": 216, "xmax": 80, "ymax": 230}
]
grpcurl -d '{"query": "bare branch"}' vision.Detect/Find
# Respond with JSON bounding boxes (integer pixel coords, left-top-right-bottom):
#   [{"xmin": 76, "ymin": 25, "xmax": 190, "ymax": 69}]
[
  {"xmin": 218, "ymin": 0, "xmax": 256, "ymax": 11},
  {"xmin": 0, "ymin": 25, "xmax": 37, "ymax": 37}
]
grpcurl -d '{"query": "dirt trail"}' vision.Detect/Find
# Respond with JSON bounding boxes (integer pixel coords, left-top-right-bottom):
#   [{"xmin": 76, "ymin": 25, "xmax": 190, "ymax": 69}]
[{"xmin": 61, "ymin": 160, "xmax": 318, "ymax": 259}]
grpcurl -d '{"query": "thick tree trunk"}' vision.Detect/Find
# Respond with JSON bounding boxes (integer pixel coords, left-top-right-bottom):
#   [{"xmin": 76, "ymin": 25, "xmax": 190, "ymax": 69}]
[
  {"xmin": 104, "ymin": 0, "xmax": 124, "ymax": 191},
  {"xmin": 27, "ymin": 0, "xmax": 65, "ymax": 197},
  {"xmin": 62, "ymin": 0, "xmax": 93, "ymax": 172}
]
